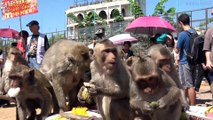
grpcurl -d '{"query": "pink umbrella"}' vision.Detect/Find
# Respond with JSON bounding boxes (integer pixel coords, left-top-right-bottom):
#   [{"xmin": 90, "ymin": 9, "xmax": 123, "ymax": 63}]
[
  {"xmin": 109, "ymin": 34, "xmax": 138, "ymax": 45},
  {"xmin": 125, "ymin": 16, "xmax": 176, "ymax": 35},
  {"xmin": 0, "ymin": 28, "xmax": 19, "ymax": 39}
]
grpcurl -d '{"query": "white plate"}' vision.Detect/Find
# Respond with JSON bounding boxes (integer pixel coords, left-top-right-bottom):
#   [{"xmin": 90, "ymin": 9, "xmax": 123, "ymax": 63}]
[
  {"xmin": 46, "ymin": 110, "xmax": 103, "ymax": 120},
  {"xmin": 186, "ymin": 106, "xmax": 213, "ymax": 120}
]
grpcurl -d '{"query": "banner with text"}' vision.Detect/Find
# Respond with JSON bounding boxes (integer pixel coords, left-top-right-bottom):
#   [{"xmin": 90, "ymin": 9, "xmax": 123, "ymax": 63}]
[{"xmin": 1, "ymin": 0, "xmax": 38, "ymax": 20}]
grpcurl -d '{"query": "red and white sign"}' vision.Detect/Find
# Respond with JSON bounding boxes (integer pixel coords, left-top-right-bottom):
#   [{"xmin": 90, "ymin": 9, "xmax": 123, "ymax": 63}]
[{"xmin": 1, "ymin": 0, "xmax": 38, "ymax": 20}]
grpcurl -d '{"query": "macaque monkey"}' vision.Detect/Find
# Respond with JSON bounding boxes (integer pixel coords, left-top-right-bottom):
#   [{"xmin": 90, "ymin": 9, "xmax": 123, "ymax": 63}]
[
  {"xmin": 40, "ymin": 39, "xmax": 91, "ymax": 112},
  {"xmin": 0, "ymin": 47, "xmax": 28, "ymax": 95},
  {"xmin": 8, "ymin": 64, "xmax": 53, "ymax": 120},
  {"xmin": 147, "ymin": 44, "xmax": 189, "ymax": 109},
  {"xmin": 128, "ymin": 56, "xmax": 182, "ymax": 120},
  {"xmin": 85, "ymin": 39, "xmax": 132, "ymax": 120}
]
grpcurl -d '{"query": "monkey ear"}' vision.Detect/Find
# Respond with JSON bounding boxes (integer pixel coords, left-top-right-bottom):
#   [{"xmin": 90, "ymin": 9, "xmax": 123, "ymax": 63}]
[
  {"xmin": 126, "ymin": 56, "xmax": 134, "ymax": 67},
  {"xmin": 28, "ymin": 69, "xmax": 35, "ymax": 85}
]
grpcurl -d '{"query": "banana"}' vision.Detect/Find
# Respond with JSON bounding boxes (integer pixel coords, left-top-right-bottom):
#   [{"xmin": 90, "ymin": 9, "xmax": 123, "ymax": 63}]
[
  {"xmin": 82, "ymin": 87, "xmax": 92, "ymax": 104},
  {"xmin": 205, "ymin": 106, "xmax": 213, "ymax": 115}
]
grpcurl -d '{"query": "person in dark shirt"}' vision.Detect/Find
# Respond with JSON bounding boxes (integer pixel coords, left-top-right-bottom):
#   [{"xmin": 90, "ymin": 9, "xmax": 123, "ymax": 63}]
[{"xmin": 122, "ymin": 41, "xmax": 134, "ymax": 60}]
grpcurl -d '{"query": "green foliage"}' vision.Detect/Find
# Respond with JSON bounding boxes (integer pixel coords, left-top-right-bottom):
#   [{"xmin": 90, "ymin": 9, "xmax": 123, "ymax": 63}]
[
  {"xmin": 110, "ymin": 9, "xmax": 125, "ymax": 22},
  {"xmin": 115, "ymin": 15, "xmax": 124, "ymax": 22},
  {"xmin": 111, "ymin": 9, "xmax": 120, "ymax": 18},
  {"xmin": 198, "ymin": 18, "xmax": 213, "ymax": 27},
  {"xmin": 67, "ymin": 11, "xmax": 106, "ymax": 28},
  {"xmin": 67, "ymin": 13, "xmax": 83, "ymax": 27},
  {"xmin": 129, "ymin": 0, "xmax": 144, "ymax": 18},
  {"xmin": 152, "ymin": 0, "xmax": 176, "ymax": 26},
  {"xmin": 132, "ymin": 1, "xmax": 143, "ymax": 18}
]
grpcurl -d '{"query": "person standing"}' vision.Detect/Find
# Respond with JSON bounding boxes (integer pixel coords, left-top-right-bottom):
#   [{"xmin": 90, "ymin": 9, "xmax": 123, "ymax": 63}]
[
  {"xmin": 122, "ymin": 41, "xmax": 134, "ymax": 60},
  {"xmin": 203, "ymin": 9, "xmax": 213, "ymax": 94},
  {"xmin": 17, "ymin": 30, "xmax": 29, "ymax": 58},
  {"xmin": 175, "ymin": 14, "xmax": 196, "ymax": 105},
  {"xmin": 26, "ymin": 20, "xmax": 49, "ymax": 69}
]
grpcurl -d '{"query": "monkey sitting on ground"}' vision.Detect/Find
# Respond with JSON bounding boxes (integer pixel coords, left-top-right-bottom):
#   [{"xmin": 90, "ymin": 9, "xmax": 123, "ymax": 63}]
[
  {"xmin": 83, "ymin": 39, "xmax": 132, "ymax": 120},
  {"xmin": 8, "ymin": 64, "xmax": 54, "ymax": 120},
  {"xmin": 127, "ymin": 56, "xmax": 182, "ymax": 120},
  {"xmin": 39, "ymin": 39, "xmax": 91, "ymax": 112},
  {"xmin": 147, "ymin": 44, "xmax": 189, "ymax": 109}
]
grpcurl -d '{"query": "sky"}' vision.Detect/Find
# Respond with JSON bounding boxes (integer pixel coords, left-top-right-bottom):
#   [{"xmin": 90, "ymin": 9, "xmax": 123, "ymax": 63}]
[{"xmin": 0, "ymin": 0, "xmax": 213, "ymax": 34}]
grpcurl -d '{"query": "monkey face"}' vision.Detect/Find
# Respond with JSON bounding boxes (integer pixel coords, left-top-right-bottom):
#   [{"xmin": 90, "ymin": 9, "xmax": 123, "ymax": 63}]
[
  {"xmin": 156, "ymin": 58, "xmax": 172, "ymax": 72},
  {"xmin": 8, "ymin": 48, "xmax": 22, "ymax": 61},
  {"xmin": 9, "ymin": 65, "xmax": 34, "ymax": 89},
  {"xmin": 135, "ymin": 74, "xmax": 159, "ymax": 94},
  {"xmin": 101, "ymin": 47, "xmax": 118, "ymax": 72},
  {"xmin": 9, "ymin": 75, "xmax": 23, "ymax": 88}
]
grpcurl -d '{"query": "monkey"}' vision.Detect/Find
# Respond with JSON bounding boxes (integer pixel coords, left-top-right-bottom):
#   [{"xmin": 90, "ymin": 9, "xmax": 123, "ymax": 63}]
[
  {"xmin": 127, "ymin": 56, "xmax": 182, "ymax": 120},
  {"xmin": 39, "ymin": 39, "xmax": 91, "ymax": 112},
  {"xmin": 8, "ymin": 64, "xmax": 53, "ymax": 120},
  {"xmin": 83, "ymin": 39, "xmax": 132, "ymax": 120},
  {"xmin": 0, "ymin": 47, "xmax": 28, "ymax": 95},
  {"xmin": 147, "ymin": 44, "xmax": 189, "ymax": 110}
]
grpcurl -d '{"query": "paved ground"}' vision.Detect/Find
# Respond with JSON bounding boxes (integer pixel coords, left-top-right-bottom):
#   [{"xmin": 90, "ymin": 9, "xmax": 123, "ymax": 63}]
[{"xmin": 0, "ymin": 81, "xmax": 212, "ymax": 120}]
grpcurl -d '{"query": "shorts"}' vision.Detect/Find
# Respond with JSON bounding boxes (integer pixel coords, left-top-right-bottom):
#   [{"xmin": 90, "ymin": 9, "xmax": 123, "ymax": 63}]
[
  {"xmin": 179, "ymin": 63, "xmax": 194, "ymax": 89},
  {"xmin": 28, "ymin": 57, "xmax": 41, "ymax": 70}
]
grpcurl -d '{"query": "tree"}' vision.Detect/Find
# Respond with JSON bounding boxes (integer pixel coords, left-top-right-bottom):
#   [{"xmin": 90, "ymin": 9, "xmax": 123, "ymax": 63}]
[
  {"xmin": 152, "ymin": 0, "xmax": 176, "ymax": 26},
  {"xmin": 129, "ymin": 0, "xmax": 143, "ymax": 18},
  {"xmin": 67, "ymin": 11, "xmax": 106, "ymax": 28},
  {"xmin": 111, "ymin": 9, "xmax": 124, "ymax": 22},
  {"xmin": 198, "ymin": 18, "xmax": 213, "ymax": 28}
]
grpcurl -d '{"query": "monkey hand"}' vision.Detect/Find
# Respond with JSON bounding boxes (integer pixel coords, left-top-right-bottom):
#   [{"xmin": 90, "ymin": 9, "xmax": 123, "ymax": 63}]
[
  {"xmin": 77, "ymin": 86, "xmax": 93, "ymax": 104},
  {"xmin": 157, "ymin": 99, "xmax": 167, "ymax": 109},
  {"xmin": 140, "ymin": 101, "xmax": 153, "ymax": 112},
  {"xmin": 83, "ymin": 82, "xmax": 98, "ymax": 96}
]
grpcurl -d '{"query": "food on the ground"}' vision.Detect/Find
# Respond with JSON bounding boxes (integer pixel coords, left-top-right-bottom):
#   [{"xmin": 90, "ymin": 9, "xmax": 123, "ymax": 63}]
[
  {"xmin": 82, "ymin": 87, "xmax": 92, "ymax": 104},
  {"xmin": 71, "ymin": 107, "xmax": 89, "ymax": 117},
  {"xmin": 52, "ymin": 115, "xmax": 68, "ymax": 120},
  {"xmin": 205, "ymin": 106, "xmax": 213, "ymax": 118},
  {"xmin": 150, "ymin": 101, "xmax": 159, "ymax": 109}
]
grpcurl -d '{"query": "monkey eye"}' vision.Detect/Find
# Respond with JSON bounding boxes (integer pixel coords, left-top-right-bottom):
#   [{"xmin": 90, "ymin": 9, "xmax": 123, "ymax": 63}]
[{"xmin": 102, "ymin": 48, "xmax": 117, "ymax": 54}]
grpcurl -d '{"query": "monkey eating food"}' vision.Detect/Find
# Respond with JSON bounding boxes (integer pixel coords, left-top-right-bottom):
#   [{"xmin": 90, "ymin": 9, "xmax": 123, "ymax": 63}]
[{"xmin": 128, "ymin": 56, "xmax": 182, "ymax": 120}]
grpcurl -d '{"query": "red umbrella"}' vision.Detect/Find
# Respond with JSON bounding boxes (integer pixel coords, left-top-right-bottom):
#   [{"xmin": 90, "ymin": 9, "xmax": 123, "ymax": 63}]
[
  {"xmin": 0, "ymin": 28, "xmax": 19, "ymax": 39},
  {"xmin": 125, "ymin": 16, "xmax": 176, "ymax": 35}
]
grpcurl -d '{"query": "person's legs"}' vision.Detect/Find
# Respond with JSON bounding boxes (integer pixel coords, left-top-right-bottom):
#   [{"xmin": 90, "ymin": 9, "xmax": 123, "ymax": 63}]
[
  {"xmin": 208, "ymin": 71, "xmax": 213, "ymax": 94},
  {"xmin": 28, "ymin": 58, "xmax": 41, "ymax": 69},
  {"xmin": 194, "ymin": 64, "xmax": 205, "ymax": 92},
  {"xmin": 182, "ymin": 63, "xmax": 196, "ymax": 105}
]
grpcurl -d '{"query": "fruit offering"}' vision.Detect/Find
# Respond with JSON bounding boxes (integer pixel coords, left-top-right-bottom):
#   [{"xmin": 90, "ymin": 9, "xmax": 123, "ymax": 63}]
[
  {"xmin": 205, "ymin": 106, "xmax": 213, "ymax": 118},
  {"xmin": 150, "ymin": 101, "xmax": 159, "ymax": 109},
  {"xmin": 81, "ymin": 87, "xmax": 92, "ymax": 104},
  {"xmin": 71, "ymin": 107, "xmax": 89, "ymax": 117}
]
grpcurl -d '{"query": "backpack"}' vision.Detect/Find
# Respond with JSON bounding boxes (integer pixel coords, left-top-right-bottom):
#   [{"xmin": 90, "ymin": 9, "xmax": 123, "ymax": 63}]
[{"xmin": 185, "ymin": 31, "xmax": 205, "ymax": 64}]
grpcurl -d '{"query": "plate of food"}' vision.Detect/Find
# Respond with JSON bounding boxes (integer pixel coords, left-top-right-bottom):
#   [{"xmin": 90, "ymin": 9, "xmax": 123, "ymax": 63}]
[
  {"xmin": 46, "ymin": 107, "xmax": 102, "ymax": 120},
  {"xmin": 186, "ymin": 106, "xmax": 213, "ymax": 120}
]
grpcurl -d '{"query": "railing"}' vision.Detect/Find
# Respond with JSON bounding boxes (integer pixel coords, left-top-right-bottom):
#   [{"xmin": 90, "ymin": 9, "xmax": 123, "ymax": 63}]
[
  {"xmin": 46, "ymin": 20, "xmax": 130, "ymax": 45},
  {"xmin": 47, "ymin": 7, "xmax": 213, "ymax": 45}
]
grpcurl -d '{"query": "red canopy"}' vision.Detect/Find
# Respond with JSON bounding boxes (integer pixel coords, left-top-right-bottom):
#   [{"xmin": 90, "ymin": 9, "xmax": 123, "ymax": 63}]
[{"xmin": 0, "ymin": 28, "xmax": 19, "ymax": 39}]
